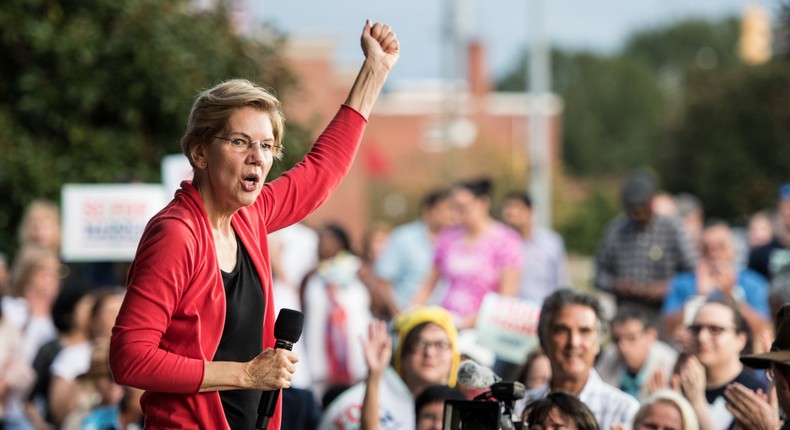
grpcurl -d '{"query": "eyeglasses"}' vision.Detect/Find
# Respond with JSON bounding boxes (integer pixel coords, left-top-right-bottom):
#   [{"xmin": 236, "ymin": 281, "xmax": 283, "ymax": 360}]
[
  {"xmin": 688, "ymin": 324, "xmax": 735, "ymax": 337},
  {"xmin": 411, "ymin": 340, "xmax": 451, "ymax": 354},
  {"xmin": 213, "ymin": 136, "xmax": 281, "ymax": 153}
]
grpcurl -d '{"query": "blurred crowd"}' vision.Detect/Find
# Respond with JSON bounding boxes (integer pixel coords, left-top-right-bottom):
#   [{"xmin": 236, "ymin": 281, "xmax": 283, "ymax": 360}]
[{"xmin": 2, "ymin": 173, "xmax": 789, "ymax": 430}]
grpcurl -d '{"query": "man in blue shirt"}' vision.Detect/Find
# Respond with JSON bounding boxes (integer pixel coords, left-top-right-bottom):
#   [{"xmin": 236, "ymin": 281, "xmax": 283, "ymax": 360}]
[
  {"xmin": 501, "ymin": 191, "xmax": 569, "ymax": 305},
  {"xmin": 374, "ymin": 188, "xmax": 453, "ymax": 314},
  {"xmin": 663, "ymin": 220, "xmax": 770, "ymax": 339}
]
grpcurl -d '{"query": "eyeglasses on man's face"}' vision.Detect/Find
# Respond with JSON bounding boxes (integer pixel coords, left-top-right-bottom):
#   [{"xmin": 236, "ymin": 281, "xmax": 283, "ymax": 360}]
[
  {"xmin": 214, "ymin": 136, "xmax": 281, "ymax": 153},
  {"xmin": 687, "ymin": 323, "xmax": 735, "ymax": 337}
]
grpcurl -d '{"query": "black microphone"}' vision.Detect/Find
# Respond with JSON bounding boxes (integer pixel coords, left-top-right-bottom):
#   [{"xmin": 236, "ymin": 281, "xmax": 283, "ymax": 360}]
[{"xmin": 255, "ymin": 308, "xmax": 304, "ymax": 430}]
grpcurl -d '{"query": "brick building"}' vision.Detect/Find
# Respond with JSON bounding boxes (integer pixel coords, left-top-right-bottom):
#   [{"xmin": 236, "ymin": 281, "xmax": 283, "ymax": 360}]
[{"xmin": 282, "ymin": 37, "xmax": 563, "ymax": 249}]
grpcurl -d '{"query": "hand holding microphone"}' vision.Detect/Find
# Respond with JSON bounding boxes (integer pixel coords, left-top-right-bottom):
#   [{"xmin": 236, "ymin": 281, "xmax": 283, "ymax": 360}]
[{"xmin": 254, "ymin": 308, "xmax": 304, "ymax": 429}]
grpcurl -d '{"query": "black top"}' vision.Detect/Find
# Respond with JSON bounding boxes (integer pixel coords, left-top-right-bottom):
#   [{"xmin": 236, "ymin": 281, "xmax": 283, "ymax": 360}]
[
  {"xmin": 29, "ymin": 338, "xmax": 64, "ymax": 424},
  {"xmin": 748, "ymin": 238, "xmax": 790, "ymax": 281},
  {"xmin": 216, "ymin": 236, "xmax": 264, "ymax": 429},
  {"xmin": 706, "ymin": 368, "xmax": 768, "ymax": 430}
]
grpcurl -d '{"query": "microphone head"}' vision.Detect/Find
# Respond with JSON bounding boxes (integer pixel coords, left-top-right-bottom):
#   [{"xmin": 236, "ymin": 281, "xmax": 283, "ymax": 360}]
[
  {"xmin": 456, "ymin": 359, "xmax": 501, "ymax": 390},
  {"xmin": 274, "ymin": 308, "xmax": 304, "ymax": 343}
]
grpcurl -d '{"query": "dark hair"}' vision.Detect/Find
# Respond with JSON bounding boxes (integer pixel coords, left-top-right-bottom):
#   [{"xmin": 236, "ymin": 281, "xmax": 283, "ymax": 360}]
[
  {"xmin": 90, "ymin": 287, "xmax": 125, "ymax": 321},
  {"xmin": 421, "ymin": 188, "xmax": 451, "ymax": 211},
  {"xmin": 323, "ymin": 223, "xmax": 353, "ymax": 253},
  {"xmin": 538, "ymin": 289, "xmax": 605, "ymax": 347},
  {"xmin": 694, "ymin": 297, "xmax": 752, "ymax": 353},
  {"xmin": 455, "ymin": 177, "xmax": 493, "ymax": 199},
  {"xmin": 621, "ymin": 172, "xmax": 656, "ymax": 210},
  {"xmin": 770, "ymin": 273, "xmax": 790, "ymax": 327},
  {"xmin": 700, "ymin": 297, "xmax": 749, "ymax": 334},
  {"xmin": 401, "ymin": 322, "xmax": 431, "ymax": 358},
  {"xmin": 414, "ymin": 385, "xmax": 465, "ymax": 420},
  {"xmin": 524, "ymin": 391, "xmax": 599, "ymax": 430},
  {"xmin": 322, "ymin": 384, "xmax": 351, "ymax": 411},
  {"xmin": 775, "ymin": 362, "xmax": 790, "ymax": 382},
  {"xmin": 611, "ymin": 305, "xmax": 654, "ymax": 330},
  {"xmin": 513, "ymin": 347, "xmax": 547, "ymax": 386},
  {"xmin": 505, "ymin": 191, "xmax": 533, "ymax": 209},
  {"xmin": 51, "ymin": 286, "xmax": 91, "ymax": 334}
]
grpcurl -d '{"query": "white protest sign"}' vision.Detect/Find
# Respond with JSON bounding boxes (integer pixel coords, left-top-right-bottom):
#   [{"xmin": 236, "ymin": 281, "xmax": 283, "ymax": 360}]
[
  {"xmin": 161, "ymin": 154, "xmax": 193, "ymax": 198},
  {"xmin": 475, "ymin": 292, "xmax": 541, "ymax": 364},
  {"xmin": 61, "ymin": 184, "xmax": 167, "ymax": 262}
]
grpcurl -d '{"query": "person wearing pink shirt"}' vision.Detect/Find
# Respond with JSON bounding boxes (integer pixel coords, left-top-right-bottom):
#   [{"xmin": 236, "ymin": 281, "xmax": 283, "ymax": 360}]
[{"xmin": 413, "ymin": 178, "xmax": 522, "ymax": 329}]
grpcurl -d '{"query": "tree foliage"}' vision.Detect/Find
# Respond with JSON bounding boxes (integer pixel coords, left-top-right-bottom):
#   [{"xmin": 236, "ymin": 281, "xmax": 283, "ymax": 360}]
[
  {"xmin": 497, "ymin": 15, "xmax": 790, "ymax": 252},
  {"xmin": 0, "ymin": 0, "xmax": 310, "ymax": 254},
  {"xmin": 658, "ymin": 62, "xmax": 790, "ymax": 221}
]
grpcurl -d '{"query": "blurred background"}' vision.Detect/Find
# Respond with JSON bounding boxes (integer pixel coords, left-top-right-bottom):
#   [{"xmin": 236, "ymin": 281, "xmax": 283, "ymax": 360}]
[{"xmin": 1, "ymin": 0, "xmax": 788, "ymax": 284}]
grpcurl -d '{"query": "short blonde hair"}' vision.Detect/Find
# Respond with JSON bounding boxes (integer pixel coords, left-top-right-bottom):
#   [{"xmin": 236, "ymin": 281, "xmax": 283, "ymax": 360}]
[
  {"xmin": 180, "ymin": 79, "xmax": 285, "ymax": 166},
  {"xmin": 633, "ymin": 389, "xmax": 699, "ymax": 430},
  {"xmin": 10, "ymin": 245, "xmax": 60, "ymax": 297},
  {"xmin": 17, "ymin": 200, "xmax": 61, "ymax": 250}
]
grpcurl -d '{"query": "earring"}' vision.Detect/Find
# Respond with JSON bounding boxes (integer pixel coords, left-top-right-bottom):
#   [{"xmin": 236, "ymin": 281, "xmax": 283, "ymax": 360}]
[{"xmin": 201, "ymin": 162, "xmax": 206, "ymax": 167}]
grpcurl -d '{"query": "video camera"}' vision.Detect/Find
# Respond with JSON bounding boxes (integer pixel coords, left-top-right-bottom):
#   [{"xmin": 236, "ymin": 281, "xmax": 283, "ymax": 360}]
[{"xmin": 442, "ymin": 381, "xmax": 526, "ymax": 430}]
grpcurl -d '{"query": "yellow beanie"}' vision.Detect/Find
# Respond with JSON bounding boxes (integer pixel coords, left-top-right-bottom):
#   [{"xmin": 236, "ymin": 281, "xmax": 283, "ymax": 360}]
[{"xmin": 392, "ymin": 306, "xmax": 459, "ymax": 387}]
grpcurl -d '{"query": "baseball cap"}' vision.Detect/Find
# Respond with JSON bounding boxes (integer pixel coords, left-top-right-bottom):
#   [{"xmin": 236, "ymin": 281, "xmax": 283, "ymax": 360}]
[
  {"xmin": 621, "ymin": 173, "xmax": 657, "ymax": 210},
  {"xmin": 740, "ymin": 304, "xmax": 790, "ymax": 369}
]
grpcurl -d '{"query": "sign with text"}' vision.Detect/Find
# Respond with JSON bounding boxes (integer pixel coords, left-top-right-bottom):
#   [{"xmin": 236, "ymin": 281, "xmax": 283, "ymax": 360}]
[
  {"xmin": 161, "ymin": 154, "xmax": 193, "ymax": 198},
  {"xmin": 475, "ymin": 293, "xmax": 541, "ymax": 364},
  {"xmin": 61, "ymin": 184, "xmax": 167, "ymax": 262}
]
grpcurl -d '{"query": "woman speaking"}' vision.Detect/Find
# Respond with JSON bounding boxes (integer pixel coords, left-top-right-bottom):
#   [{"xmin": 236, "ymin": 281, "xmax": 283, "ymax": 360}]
[{"xmin": 109, "ymin": 20, "xmax": 399, "ymax": 429}]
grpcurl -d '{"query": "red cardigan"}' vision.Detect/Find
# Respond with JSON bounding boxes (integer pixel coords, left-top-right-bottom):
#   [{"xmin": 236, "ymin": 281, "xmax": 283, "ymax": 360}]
[{"xmin": 110, "ymin": 106, "xmax": 366, "ymax": 429}]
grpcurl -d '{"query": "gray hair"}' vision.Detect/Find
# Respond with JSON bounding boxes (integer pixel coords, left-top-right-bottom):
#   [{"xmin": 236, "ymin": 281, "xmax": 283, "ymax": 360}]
[{"xmin": 538, "ymin": 289, "xmax": 606, "ymax": 347}]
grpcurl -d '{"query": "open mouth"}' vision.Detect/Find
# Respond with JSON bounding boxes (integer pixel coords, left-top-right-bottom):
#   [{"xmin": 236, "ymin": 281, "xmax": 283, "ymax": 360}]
[{"xmin": 242, "ymin": 173, "xmax": 260, "ymax": 191}]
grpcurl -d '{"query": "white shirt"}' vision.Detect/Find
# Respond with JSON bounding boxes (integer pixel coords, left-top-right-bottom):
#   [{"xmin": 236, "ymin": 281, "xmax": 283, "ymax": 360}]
[
  {"xmin": 318, "ymin": 368, "xmax": 415, "ymax": 430},
  {"xmin": 516, "ymin": 369, "xmax": 640, "ymax": 430},
  {"xmin": 51, "ymin": 340, "xmax": 92, "ymax": 381}
]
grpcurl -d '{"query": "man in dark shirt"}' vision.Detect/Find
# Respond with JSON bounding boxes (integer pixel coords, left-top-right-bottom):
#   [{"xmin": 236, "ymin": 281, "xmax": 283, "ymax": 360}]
[
  {"xmin": 677, "ymin": 299, "xmax": 767, "ymax": 429},
  {"xmin": 595, "ymin": 173, "xmax": 697, "ymax": 332}
]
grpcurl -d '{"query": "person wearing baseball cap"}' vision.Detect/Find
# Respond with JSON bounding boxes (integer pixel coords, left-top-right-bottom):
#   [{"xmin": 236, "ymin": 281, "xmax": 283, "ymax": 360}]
[{"xmin": 726, "ymin": 304, "xmax": 790, "ymax": 429}]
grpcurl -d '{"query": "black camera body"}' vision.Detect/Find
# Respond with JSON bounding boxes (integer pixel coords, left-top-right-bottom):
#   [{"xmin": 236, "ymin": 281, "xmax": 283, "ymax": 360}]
[{"xmin": 442, "ymin": 381, "xmax": 526, "ymax": 430}]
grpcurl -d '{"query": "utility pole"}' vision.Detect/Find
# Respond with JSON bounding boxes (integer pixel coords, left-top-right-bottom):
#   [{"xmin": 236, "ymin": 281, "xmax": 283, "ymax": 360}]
[{"xmin": 527, "ymin": 0, "xmax": 552, "ymax": 227}]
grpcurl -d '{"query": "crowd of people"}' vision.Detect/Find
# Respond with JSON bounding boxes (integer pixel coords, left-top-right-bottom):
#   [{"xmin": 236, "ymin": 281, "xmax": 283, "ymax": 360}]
[
  {"xmin": 4, "ymin": 170, "xmax": 788, "ymax": 429},
  {"xmin": 1, "ymin": 17, "xmax": 790, "ymax": 430}
]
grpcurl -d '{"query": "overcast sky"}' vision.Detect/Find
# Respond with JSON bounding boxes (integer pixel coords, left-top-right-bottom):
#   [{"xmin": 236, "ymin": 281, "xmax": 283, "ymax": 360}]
[{"xmin": 252, "ymin": 0, "xmax": 780, "ymax": 83}]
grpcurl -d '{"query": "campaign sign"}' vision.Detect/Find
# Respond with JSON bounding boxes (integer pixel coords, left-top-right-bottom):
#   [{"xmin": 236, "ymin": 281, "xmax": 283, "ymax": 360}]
[
  {"xmin": 161, "ymin": 154, "xmax": 193, "ymax": 198},
  {"xmin": 61, "ymin": 184, "xmax": 167, "ymax": 262},
  {"xmin": 475, "ymin": 292, "xmax": 541, "ymax": 364}
]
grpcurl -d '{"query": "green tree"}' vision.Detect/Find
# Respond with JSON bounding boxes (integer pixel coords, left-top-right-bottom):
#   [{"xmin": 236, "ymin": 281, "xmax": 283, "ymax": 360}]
[
  {"xmin": 659, "ymin": 62, "xmax": 790, "ymax": 221},
  {"xmin": 0, "ymin": 0, "xmax": 310, "ymax": 254},
  {"xmin": 623, "ymin": 18, "xmax": 741, "ymax": 71},
  {"xmin": 655, "ymin": 9, "xmax": 790, "ymax": 221}
]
